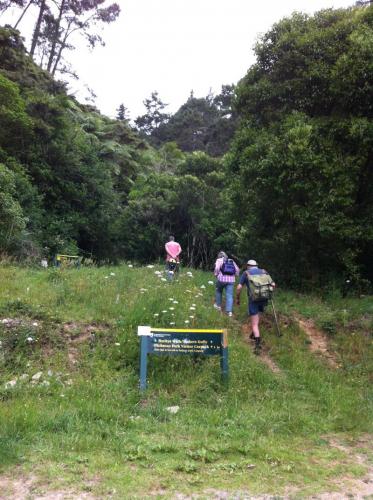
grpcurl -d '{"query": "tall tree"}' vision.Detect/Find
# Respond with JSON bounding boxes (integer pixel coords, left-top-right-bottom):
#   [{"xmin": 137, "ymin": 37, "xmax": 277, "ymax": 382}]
[
  {"xmin": 116, "ymin": 103, "xmax": 129, "ymax": 121},
  {"xmin": 27, "ymin": 0, "xmax": 120, "ymax": 74},
  {"xmin": 230, "ymin": 6, "xmax": 373, "ymax": 286},
  {"xmin": 30, "ymin": 0, "xmax": 47, "ymax": 56},
  {"xmin": 135, "ymin": 91, "xmax": 170, "ymax": 136}
]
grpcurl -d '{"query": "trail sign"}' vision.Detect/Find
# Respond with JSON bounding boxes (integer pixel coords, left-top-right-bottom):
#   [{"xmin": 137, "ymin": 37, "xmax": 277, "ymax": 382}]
[{"xmin": 138, "ymin": 327, "xmax": 228, "ymax": 391}]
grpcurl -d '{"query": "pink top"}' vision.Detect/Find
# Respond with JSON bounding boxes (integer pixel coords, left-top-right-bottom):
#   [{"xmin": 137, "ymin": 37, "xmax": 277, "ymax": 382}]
[
  {"xmin": 214, "ymin": 257, "xmax": 240, "ymax": 283},
  {"xmin": 165, "ymin": 241, "xmax": 182, "ymax": 261}
]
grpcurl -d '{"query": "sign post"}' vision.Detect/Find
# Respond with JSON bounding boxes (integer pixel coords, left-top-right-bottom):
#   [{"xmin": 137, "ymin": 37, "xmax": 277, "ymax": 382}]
[{"xmin": 138, "ymin": 327, "xmax": 228, "ymax": 391}]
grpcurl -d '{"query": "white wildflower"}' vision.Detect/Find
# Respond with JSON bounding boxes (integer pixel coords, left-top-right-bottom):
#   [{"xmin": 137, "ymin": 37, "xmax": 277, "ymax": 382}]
[
  {"xmin": 184, "ymin": 320, "xmax": 189, "ymax": 324},
  {"xmin": 169, "ymin": 322, "xmax": 175, "ymax": 325},
  {"xmin": 208, "ymin": 280, "xmax": 214, "ymax": 285},
  {"xmin": 27, "ymin": 337, "xmax": 34, "ymax": 342},
  {"xmin": 5, "ymin": 379, "xmax": 17, "ymax": 388},
  {"xmin": 173, "ymin": 300, "xmax": 178, "ymax": 304},
  {"xmin": 147, "ymin": 265, "xmax": 154, "ymax": 268},
  {"xmin": 166, "ymin": 406, "xmax": 180, "ymax": 414},
  {"xmin": 200, "ymin": 285, "xmax": 206, "ymax": 289},
  {"xmin": 161, "ymin": 278, "xmax": 167, "ymax": 281},
  {"xmin": 154, "ymin": 313, "xmax": 159, "ymax": 317},
  {"xmin": 190, "ymin": 307, "xmax": 196, "ymax": 311},
  {"xmin": 32, "ymin": 322, "xmax": 38, "ymax": 327},
  {"xmin": 128, "ymin": 264, "xmax": 133, "ymax": 268},
  {"xmin": 162, "ymin": 310, "xmax": 167, "ymax": 313},
  {"xmin": 189, "ymin": 316, "xmax": 194, "ymax": 319},
  {"xmin": 169, "ymin": 307, "xmax": 174, "ymax": 311},
  {"xmin": 115, "ymin": 342, "xmax": 120, "ymax": 346},
  {"xmin": 110, "ymin": 272, "xmax": 115, "ymax": 276}
]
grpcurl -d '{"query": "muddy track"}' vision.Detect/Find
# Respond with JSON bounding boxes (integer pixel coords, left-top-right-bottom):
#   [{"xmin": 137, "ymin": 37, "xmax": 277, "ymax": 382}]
[
  {"xmin": 240, "ymin": 322, "xmax": 282, "ymax": 374},
  {"xmin": 294, "ymin": 315, "xmax": 339, "ymax": 368}
]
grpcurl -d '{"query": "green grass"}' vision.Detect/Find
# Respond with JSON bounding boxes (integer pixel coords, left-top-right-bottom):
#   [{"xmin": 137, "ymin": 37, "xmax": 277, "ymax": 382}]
[{"xmin": 0, "ymin": 263, "xmax": 372, "ymax": 498}]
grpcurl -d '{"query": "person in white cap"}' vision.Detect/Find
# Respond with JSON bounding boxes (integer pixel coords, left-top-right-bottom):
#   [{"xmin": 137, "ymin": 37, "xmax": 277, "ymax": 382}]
[{"xmin": 236, "ymin": 259, "xmax": 275, "ymax": 354}]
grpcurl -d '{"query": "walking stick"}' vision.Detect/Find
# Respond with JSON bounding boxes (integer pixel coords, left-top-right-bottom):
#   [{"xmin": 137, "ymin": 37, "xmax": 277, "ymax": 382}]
[{"xmin": 270, "ymin": 298, "xmax": 282, "ymax": 337}]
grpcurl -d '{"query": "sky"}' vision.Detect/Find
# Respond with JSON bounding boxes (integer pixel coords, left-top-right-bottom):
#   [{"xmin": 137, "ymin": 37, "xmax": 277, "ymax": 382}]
[{"xmin": 4, "ymin": 0, "xmax": 354, "ymax": 120}]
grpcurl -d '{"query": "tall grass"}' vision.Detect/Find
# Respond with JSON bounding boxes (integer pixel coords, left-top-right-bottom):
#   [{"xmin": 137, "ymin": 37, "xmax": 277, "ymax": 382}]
[{"xmin": 0, "ymin": 263, "xmax": 372, "ymax": 497}]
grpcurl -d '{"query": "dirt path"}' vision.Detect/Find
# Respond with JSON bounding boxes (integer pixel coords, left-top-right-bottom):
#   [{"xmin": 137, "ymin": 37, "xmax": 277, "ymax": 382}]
[
  {"xmin": 63, "ymin": 322, "xmax": 108, "ymax": 366},
  {"xmin": 241, "ymin": 322, "xmax": 282, "ymax": 374},
  {"xmin": 0, "ymin": 475, "xmax": 95, "ymax": 499},
  {"xmin": 294, "ymin": 315, "xmax": 339, "ymax": 368}
]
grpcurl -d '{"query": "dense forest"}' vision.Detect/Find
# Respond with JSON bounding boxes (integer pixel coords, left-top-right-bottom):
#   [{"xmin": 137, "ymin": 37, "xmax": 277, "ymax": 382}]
[{"xmin": 0, "ymin": 3, "xmax": 372, "ymax": 289}]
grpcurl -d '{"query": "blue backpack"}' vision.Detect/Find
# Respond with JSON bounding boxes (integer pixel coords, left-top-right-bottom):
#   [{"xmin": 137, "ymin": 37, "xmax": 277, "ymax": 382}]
[{"xmin": 221, "ymin": 258, "xmax": 235, "ymax": 276}]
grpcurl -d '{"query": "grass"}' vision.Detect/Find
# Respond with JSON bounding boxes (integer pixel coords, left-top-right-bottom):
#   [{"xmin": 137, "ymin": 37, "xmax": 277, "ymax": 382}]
[{"xmin": 0, "ymin": 263, "xmax": 372, "ymax": 498}]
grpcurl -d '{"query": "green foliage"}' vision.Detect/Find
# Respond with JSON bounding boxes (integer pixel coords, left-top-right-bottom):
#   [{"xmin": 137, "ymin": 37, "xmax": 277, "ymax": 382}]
[
  {"xmin": 0, "ymin": 27, "xmax": 151, "ymax": 261},
  {"xmin": 230, "ymin": 5, "xmax": 373, "ymax": 287},
  {"xmin": 0, "ymin": 163, "xmax": 27, "ymax": 251},
  {"xmin": 116, "ymin": 152, "xmax": 235, "ymax": 266},
  {"xmin": 153, "ymin": 86, "xmax": 238, "ymax": 156}
]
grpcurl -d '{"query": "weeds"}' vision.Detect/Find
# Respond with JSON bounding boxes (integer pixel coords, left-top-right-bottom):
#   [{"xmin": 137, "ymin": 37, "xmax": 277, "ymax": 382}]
[{"xmin": 0, "ymin": 263, "xmax": 372, "ymax": 497}]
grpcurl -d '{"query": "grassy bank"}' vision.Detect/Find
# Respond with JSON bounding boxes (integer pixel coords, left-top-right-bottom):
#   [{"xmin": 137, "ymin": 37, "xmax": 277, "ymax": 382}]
[{"xmin": 0, "ymin": 263, "xmax": 372, "ymax": 498}]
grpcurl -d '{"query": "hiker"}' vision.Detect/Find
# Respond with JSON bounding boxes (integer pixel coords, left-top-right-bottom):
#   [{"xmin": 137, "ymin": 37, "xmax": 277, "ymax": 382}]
[
  {"xmin": 213, "ymin": 251, "xmax": 240, "ymax": 317},
  {"xmin": 236, "ymin": 259, "xmax": 275, "ymax": 354},
  {"xmin": 165, "ymin": 235, "xmax": 182, "ymax": 279}
]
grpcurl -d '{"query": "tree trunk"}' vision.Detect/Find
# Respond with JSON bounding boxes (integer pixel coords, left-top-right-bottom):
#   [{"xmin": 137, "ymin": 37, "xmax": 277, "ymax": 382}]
[
  {"xmin": 13, "ymin": 0, "xmax": 33, "ymax": 29},
  {"xmin": 46, "ymin": 0, "xmax": 65, "ymax": 72},
  {"xmin": 51, "ymin": 18, "xmax": 75, "ymax": 75},
  {"xmin": 30, "ymin": 0, "xmax": 46, "ymax": 57}
]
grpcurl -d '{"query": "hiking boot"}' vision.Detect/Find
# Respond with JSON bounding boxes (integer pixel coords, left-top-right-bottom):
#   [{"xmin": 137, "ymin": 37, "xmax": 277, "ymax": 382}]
[
  {"xmin": 254, "ymin": 338, "xmax": 262, "ymax": 355},
  {"xmin": 213, "ymin": 304, "xmax": 221, "ymax": 311}
]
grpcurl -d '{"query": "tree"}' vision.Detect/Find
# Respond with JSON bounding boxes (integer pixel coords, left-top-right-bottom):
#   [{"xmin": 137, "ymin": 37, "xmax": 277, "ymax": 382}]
[
  {"xmin": 135, "ymin": 91, "xmax": 170, "ymax": 136},
  {"xmin": 0, "ymin": 163, "xmax": 26, "ymax": 251},
  {"xmin": 153, "ymin": 87, "xmax": 238, "ymax": 156},
  {"xmin": 27, "ymin": 0, "xmax": 120, "ymax": 74},
  {"xmin": 116, "ymin": 103, "xmax": 129, "ymax": 121},
  {"xmin": 230, "ymin": 5, "xmax": 373, "ymax": 286}
]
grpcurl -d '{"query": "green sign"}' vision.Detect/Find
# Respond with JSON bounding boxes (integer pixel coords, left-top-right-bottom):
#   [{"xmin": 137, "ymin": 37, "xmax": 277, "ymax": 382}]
[{"xmin": 138, "ymin": 327, "xmax": 228, "ymax": 390}]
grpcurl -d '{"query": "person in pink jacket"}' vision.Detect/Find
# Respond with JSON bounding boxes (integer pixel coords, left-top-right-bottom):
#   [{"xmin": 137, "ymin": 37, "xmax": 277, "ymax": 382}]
[{"xmin": 165, "ymin": 235, "xmax": 182, "ymax": 279}]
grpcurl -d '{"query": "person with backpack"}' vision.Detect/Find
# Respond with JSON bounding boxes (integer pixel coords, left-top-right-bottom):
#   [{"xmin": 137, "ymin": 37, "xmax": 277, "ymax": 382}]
[
  {"xmin": 165, "ymin": 235, "xmax": 182, "ymax": 280},
  {"xmin": 213, "ymin": 251, "xmax": 240, "ymax": 317},
  {"xmin": 236, "ymin": 259, "xmax": 275, "ymax": 354}
]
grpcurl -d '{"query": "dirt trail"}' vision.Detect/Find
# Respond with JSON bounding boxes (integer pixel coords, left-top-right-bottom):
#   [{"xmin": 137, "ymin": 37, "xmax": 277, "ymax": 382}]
[
  {"xmin": 241, "ymin": 322, "xmax": 282, "ymax": 374},
  {"xmin": 294, "ymin": 315, "xmax": 339, "ymax": 368},
  {"xmin": 0, "ymin": 476, "xmax": 95, "ymax": 499},
  {"xmin": 63, "ymin": 322, "xmax": 108, "ymax": 366}
]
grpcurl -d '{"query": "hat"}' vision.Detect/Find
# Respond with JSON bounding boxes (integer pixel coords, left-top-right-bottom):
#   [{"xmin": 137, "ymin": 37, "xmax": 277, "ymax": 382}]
[{"xmin": 247, "ymin": 259, "xmax": 257, "ymax": 266}]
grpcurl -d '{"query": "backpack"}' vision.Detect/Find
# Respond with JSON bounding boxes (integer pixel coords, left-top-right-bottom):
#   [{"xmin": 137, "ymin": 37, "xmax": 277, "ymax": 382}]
[
  {"xmin": 221, "ymin": 258, "xmax": 236, "ymax": 276},
  {"xmin": 168, "ymin": 258, "xmax": 177, "ymax": 271},
  {"xmin": 246, "ymin": 271, "xmax": 274, "ymax": 302}
]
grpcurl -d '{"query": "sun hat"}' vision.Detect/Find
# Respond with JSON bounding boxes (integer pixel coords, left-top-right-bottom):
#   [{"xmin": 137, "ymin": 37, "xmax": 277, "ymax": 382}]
[{"xmin": 247, "ymin": 259, "xmax": 257, "ymax": 266}]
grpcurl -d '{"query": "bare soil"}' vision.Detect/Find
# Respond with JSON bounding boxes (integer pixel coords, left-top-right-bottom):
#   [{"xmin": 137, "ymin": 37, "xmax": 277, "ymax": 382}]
[
  {"xmin": 294, "ymin": 315, "xmax": 339, "ymax": 368},
  {"xmin": 62, "ymin": 322, "xmax": 109, "ymax": 366},
  {"xmin": 241, "ymin": 322, "xmax": 282, "ymax": 374}
]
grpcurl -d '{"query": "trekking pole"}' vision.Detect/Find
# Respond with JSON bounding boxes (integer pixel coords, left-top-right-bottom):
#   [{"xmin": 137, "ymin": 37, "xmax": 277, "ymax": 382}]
[{"xmin": 270, "ymin": 298, "xmax": 282, "ymax": 337}]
